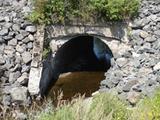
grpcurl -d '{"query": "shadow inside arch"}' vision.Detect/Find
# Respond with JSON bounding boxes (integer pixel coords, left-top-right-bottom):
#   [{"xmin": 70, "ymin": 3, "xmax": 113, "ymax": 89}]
[{"xmin": 40, "ymin": 35, "xmax": 114, "ymax": 99}]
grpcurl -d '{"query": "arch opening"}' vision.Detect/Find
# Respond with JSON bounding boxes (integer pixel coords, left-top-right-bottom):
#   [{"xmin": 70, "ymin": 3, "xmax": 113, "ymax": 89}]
[{"xmin": 40, "ymin": 35, "xmax": 113, "ymax": 99}]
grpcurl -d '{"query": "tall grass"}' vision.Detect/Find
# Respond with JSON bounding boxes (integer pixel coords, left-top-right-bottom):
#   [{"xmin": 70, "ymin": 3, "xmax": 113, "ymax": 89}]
[
  {"xmin": 29, "ymin": 89, "xmax": 160, "ymax": 120},
  {"xmin": 30, "ymin": 93, "xmax": 128, "ymax": 120},
  {"xmin": 2, "ymin": 89, "xmax": 160, "ymax": 120}
]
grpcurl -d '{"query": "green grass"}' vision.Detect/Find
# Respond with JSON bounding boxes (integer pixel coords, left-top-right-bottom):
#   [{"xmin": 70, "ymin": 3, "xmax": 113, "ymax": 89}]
[
  {"xmin": 29, "ymin": 89, "xmax": 160, "ymax": 120},
  {"xmin": 2, "ymin": 89, "xmax": 160, "ymax": 120},
  {"xmin": 30, "ymin": 93, "xmax": 128, "ymax": 120},
  {"xmin": 28, "ymin": 0, "xmax": 140, "ymax": 24},
  {"xmin": 130, "ymin": 91, "xmax": 160, "ymax": 120}
]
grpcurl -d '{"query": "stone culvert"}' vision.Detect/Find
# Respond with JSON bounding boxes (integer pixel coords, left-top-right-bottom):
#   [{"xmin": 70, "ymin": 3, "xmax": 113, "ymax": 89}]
[{"xmin": 0, "ymin": 1, "xmax": 160, "ymax": 119}]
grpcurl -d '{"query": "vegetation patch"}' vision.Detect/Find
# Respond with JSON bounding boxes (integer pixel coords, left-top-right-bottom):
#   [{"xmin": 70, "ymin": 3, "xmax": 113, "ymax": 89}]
[
  {"xmin": 30, "ymin": 93, "xmax": 128, "ymax": 120},
  {"xmin": 28, "ymin": 0, "xmax": 140, "ymax": 24},
  {"xmin": 28, "ymin": 89, "xmax": 160, "ymax": 120},
  {"xmin": 42, "ymin": 47, "xmax": 51, "ymax": 59},
  {"xmin": 131, "ymin": 91, "xmax": 160, "ymax": 120}
]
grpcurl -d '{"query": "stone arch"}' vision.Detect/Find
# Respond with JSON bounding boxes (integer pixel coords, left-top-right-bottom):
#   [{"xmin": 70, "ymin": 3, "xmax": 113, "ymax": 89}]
[
  {"xmin": 50, "ymin": 34, "xmax": 113, "ymax": 72},
  {"xmin": 28, "ymin": 24, "xmax": 130, "ymax": 95},
  {"xmin": 39, "ymin": 34, "xmax": 115, "ymax": 97}
]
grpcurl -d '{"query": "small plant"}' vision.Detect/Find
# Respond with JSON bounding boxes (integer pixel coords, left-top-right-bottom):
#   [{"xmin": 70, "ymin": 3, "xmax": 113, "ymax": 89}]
[
  {"xmin": 28, "ymin": 0, "xmax": 49, "ymax": 24},
  {"xmin": 42, "ymin": 47, "xmax": 51, "ymax": 59}
]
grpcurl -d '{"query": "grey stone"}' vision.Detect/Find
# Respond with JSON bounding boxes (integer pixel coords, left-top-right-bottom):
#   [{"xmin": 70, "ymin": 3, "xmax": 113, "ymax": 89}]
[
  {"xmin": 12, "ymin": 24, "xmax": 20, "ymax": 31},
  {"xmin": 16, "ymin": 44, "xmax": 26, "ymax": 53},
  {"xmin": 116, "ymin": 57, "xmax": 128, "ymax": 68},
  {"xmin": 142, "ymin": 86, "xmax": 157, "ymax": 97},
  {"xmin": 4, "ymin": 45, "xmax": 15, "ymax": 55},
  {"xmin": 10, "ymin": 87, "xmax": 28, "ymax": 102},
  {"xmin": 156, "ymin": 76, "xmax": 160, "ymax": 83},
  {"xmin": 21, "ymin": 21, "xmax": 33, "ymax": 29},
  {"xmin": 8, "ymin": 38, "xmax": 17, "ymax": 46},
  {"xmin": 20, "ymin": 30, "xmax": 29, "ymax": 37},
  {"xmin": 2, "ymin": 95, "xmax": 11, "ymax": 106},
  {"xmin": 22, "ymin": 6, "xmax": 31, "ymax": 15},
  {"xmin": 145, "ymin": 36, "xmax": 157, "ymax": 42},
  {"xmin": 139, "ymin": 31, "xmax": 150, "ymax": 39},
  {"xmin": 154, "ymin": 30, "xmax": 160, "ymax": 36},
  {"xmin": 4, "ymin": 22, "xmax": 13, "ymax": 28},
  {"xmin": 0, "ymin": 36, "xmax": 4, "ymax": 43},
  {"xmin": 0, "ymin": 16, "xmax": 5, "ymax": 22},
  {"xmin": 22, "ymin": 52, "xmax": 32, "ymax": 63},
  {"xmin": 3, "ymin": 86, "xmax": 12, "ymax": 94},
  {"xmin": 28, "ymin": 34, "xmax": 35, "ymax": 41},
  {"xmin": 21, "ymin": 64, "xmax": 30, "ymax": 73},
  {"xmin": 1, "ymin": 76, "xmax": 8, "ymax": 83},
  {"xmin": 4, "ymin": 16, "xmax": 12, "ymax": 22},
  {"xmin": 122, "ymin": 80, "xmax": 138, "ymax": 92},
  {"xmin": 3, "ymin": 35, "xmax": 12, "ymax": 41},
  {"xmin": 127, "ymin": 91, "xmax": 141, "ymax": 105},
  {"xmin": 8, "ymin": 31, "xmax": 15, "ymax": 37},
  {"xmin": 3, "ymin": 0, "xmax": 11, "ymax": 6},
  {"xmin": 153, "ymin": 62, "xmax": 160, "ymax": 71},
  {"xmin": 143, "ymin": 24, "xmax": 151, "ymax": 31},
  {"xmin": 131, "ymin": 30, "xmax": 142, "ymax": 40},
  {"xmin": 17, "ymin": 72, "xmax": 28, "ymax": 86},
  {"xmin": 9, "ymin": 71, "xmax": 21, "ymax": 83},
  {"xmin": 152, "ymin": 39, "xmax": 160, "ymax": 50},
  {"xmin": 149, "ymin": 14, "xmax": 157, "ymax": 22},
  {"xmin": 131, "ymin": 19, "xmax": 145, "ymax": 29},
  {"xmin": 101, "ymin": 80, "xmax": 116, "ymax": 89},
  {"xmin": 22, "ymin": 37, "xmax": 30, "ymax": 43},
  {"xmin": 146, "ymin": 80, "xmax": 157, "ymax": 87},
  {"xmin": 25, "ymin": 25, "xmax": 37, "ymax": 33},
  {"xmin": 138, "ymin": 67, "xmax": 152, "ymax": 77},
  {"xmin": 27, "ymin": 42, "xmax": 33, "ymax": 49},
  {"xmin": 10, "ymin": 64, "xmax": 21, "ymax": 72},
  {"xmin": 15, "ymin": 55, "xmax": 22, "ymax": 64},
  {"xmin": 0, "ymin": 54, "xmax": 5, "ymax": 65},
  {"xmin": 0, "ymin": 28, "xmax": 9, "ymax": 36},
  {"xmin": 28, "ymin": 67, "xmax": 42, "ymax": 95},
  {"xmin": 0, "ymin": 0, "xmax": 2, "ymax": 7},
  {"xmin": 0, "ymin": 66, "xmax": 5, "ymax": 76},
  {"xmin": 132, "ymin": 84, "xmax": 143, "ymax": 92},
  {"xmin": 15, "ymin": 34, "xmax": 25, "ymax": 41}
]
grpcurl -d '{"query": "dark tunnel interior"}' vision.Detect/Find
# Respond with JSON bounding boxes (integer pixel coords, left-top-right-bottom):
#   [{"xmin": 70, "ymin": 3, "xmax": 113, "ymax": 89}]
[{"xmin": 40, "ymin": 35, "xmax": 113, "ymax": 99}]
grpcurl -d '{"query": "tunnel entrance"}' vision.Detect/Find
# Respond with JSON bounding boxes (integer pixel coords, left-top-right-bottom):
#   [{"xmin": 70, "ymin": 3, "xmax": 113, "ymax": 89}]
[{"xmin": 40, "ymin": 35, "xmax": 113, "ymax": 99}]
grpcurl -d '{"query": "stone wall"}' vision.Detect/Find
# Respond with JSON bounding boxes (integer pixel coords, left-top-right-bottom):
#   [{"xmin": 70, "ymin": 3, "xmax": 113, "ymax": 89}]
[
  {"xmin": 100, "ymin": 0, "xmax": 160, "ymax": 106},
  {"xmin": 0, "ymin": 0, "xmax": 36, "ymax": 113}
]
